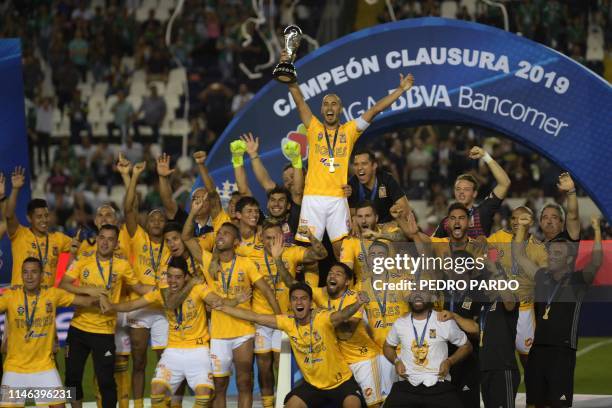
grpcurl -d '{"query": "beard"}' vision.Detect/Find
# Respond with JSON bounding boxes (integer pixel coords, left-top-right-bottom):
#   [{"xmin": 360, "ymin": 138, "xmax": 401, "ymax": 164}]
[{"xmin": 409, "ymin": 302, "xmax": 433, "ymax": 313}]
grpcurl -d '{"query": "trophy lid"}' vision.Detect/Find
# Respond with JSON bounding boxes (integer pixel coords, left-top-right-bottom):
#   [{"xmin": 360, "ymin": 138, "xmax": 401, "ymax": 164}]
[{"xmin": 284, "ymin": 25, "xmax": 302, "ymax": 35}]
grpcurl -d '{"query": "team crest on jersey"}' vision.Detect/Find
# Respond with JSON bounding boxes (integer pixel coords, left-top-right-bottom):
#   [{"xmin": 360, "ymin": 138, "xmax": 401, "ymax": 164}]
[
  {"xmin": 46, "ymin": 301, "xmax": 53, "ymax": 313},
  {"xmin": 378, "ymin": 185, "xmax": 387, "ymax": 198},
  {"xmin": 17, "ymin": 306, "xmax": 25, "ymax": 315},
  {"xmin": 53, "ymin": 247, "xmax": 59, "ymax": 256},
  {"xmin": 312, "ymin": 330, "xmax": 321, "ymax": 342},
  {"xmin": 83, "ymin": 269, "xmax": 90, "ymax": 278},
  {"xmin": 318, "ymin": 132, "xmax": 323, "ymax": 141},
  {"xmin": 238, "ymin": 272, "xmax": 245, "ymax": 282},
  {"xmin": 143, "ymin": 244, "xmax": 148, "ymax": 252},
  {"xmin": 340, "ymin": 134, "xmax": 346, "ymax": 143},
  {"xmin": 186, "ymin": 298, "xmax": 195, "ymax": 309},
  {"xmin": 462, "ymin": 298, "xmax": 472, "ymax": 310},
  {"xmin": 429, "ymin": 329, "xmax": 437, "ymax": 338},
  {"xmin": 111, "ymin": 273, "xmax": 118, "ymax": 283}
]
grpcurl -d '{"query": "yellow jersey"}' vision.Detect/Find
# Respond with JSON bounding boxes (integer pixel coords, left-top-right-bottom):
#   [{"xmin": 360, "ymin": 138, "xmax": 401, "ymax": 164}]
[
  {"xmin": 65, "ymin": 253, "xmax": 138, "ymax": 334},
  {"xmin": 304, "ymin": 116, "xmax": 362, "ymax": 197},
  {"xmin": 250, "ymin": 246, "xmax": 307, "ymax": 314},
  {"xmin": 157, "ymin": 251, "xmax": 208, "ymax": 290},
  {"xmin": 144, "ymin": 284, "xmax": 212, "ymax": 348},
  {"xmin": 9, "ymin": 225, "xmax": 72, "ymax": 287},
  {"xmin": 203, "ymin": 255, "xmax": 263, "ymax": 339},
  {"xmin": 276, "ymin": 310, "xmax": 353, "ymax": 389},
  {"xmin": 361, "ymin": 272, "xmax": 410, "ymax": 347},
  {"xmin": 130, "ymin": 226, "xmax": 171, "ymax": 286},
  {"xmin": 487, "ymin": 230, "xmax": 548, "ymax": 305},
  {"xmin": 199, "ymin": 210, "xmax": 232, "ymax": 252},
  {"xmin": 77, "ymin": 224, "xmax": 133, "ymax": 261},
  {"xmin": 312, "ymin": 287, "xmax": 380, "ymax": 364},
  {"xmin": 0, "ymin": 286, "xmax": 74, "ymax": 373}
]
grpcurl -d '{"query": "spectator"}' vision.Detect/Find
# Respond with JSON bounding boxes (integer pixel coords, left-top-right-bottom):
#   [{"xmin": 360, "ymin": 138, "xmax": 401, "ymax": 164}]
[
  {"xmin": 120, "ymin": 135, "xmax": 144, "ymax": 164},
  {"xmin": 406, "ymin": 135, "xmax": 433, "ymax": 199},
  {"xmin": 68, "ymin": 29, "xmax": 89, "ymax": 80},
  {"xmin": 231, "ymin": 83, "xmax": 254, "ymax": 114},
  {"xmin": 147, "ymin": 48, "xmax": 170, "ymax": 81},
  {"xmin": 107, "ymin": 90, "xmax": 134, "ymax": 144},
  {"xmin": 132, "ymin": 86, "xmax": 167, "ymax": 145},
  {"xmin": 67, "ymin": 89, "xmax": 91, "ymax": 143},
  {"xmin": 198, "ymin": 82, "xmax": 233, "ymax": 135},
  {"xmin": 34, "ymin": 96, "xmax": 54, "ymax": 172},
  {"xmin": 53, "ymin": 59, "xmax": 80, "ymax": 113},
  {"xmin": 21, "ymin": 51, "xmax": 43, "ymax": 100},
  {"xmin": 71, "ymin": 2, "xmax": 93, "ymax": 21}
]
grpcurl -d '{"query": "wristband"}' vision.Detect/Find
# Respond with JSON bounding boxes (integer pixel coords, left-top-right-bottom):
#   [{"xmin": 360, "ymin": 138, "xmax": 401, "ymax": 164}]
[
  {"xmin": 482, "ymin": 152, "xmax": 493, "ymax": 163},
  {"xmin": 250, "ymin": 155, "xmax": 259, "ymax": 160}
]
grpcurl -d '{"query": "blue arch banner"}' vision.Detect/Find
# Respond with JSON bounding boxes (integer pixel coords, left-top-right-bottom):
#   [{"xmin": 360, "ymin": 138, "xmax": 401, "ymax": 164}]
[
  {"xmin": 204, "ymin": 17, "xmax": 612, "ymax": 221},
  {"xmin": 0, "ymin": 39, "xmax": 30, "ymax": 282}
]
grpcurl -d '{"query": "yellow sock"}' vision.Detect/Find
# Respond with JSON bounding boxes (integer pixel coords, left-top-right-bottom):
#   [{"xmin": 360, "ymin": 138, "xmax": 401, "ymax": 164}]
[
  {"xmin": 151, "ymin": 394, "xmax": 167, "ymax": 408},
  {"xmin": 134, "ymin": 398, "xmax": 144, "ymax": 408},
  {"xmin": 262, "ymin": 395, "xmax": 274, "ymax": 408},
  {"xmin": 193, "ymin": 395, "xmax": 211, "ymax": 408},
  {"xmin": 114, "ymin": 358, "xmax": 130, "ymax": 408}
]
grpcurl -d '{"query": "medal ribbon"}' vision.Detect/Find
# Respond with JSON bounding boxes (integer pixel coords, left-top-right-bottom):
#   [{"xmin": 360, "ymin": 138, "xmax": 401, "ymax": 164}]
[
  {"xmin": 221, "ymin": 257, "xmax": 237, "ymax": 294},
  {"xmin": 264, "ymin": 252, "xmax": 279, "ymax": 287},
  {"xmin": 358, "ymin": 178, "xmax": 378, "ymax": 202},
  {"xmin": 479, "ymin": 303, "xmax": 492, "ymax": 340},
  {"xmin": 148, "ymin": 237, "xmax": 165, "ymax": 276},
  {"xmin": 174, "ymin": 304, "xmax": 184, "ymax": 331},
  {"xmin": 324, "ymin": 126, "xmax": 339, "ymax": 161},
  {"xmin": 328, "ymin": 289, "xmax": 348, "ymax": 312},
  {"xmin": 23, "ymin": 289, "xmax": 40, "ymax": 339},
  {"xmin": 411, "ymin": 310, "xmax": 432, "ymax": 347},
  {"xmin": 96, "ymin": 254, "xmax": 113, "ymax": 290},
  {"xmin": 545, "ymin": 274, "xmax": 568, "ymax": 313},
  {"xmin": 372, "ymin": 272, "xmax": 388, "ymax": 317},
  {"xmin": 33, "ymin": 233, "xmax": 49, "ymax": 268}
]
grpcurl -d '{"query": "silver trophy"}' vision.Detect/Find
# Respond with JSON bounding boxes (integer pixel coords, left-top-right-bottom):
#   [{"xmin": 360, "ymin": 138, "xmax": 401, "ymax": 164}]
[{"xmin": 273, "ymin": 25, "xmax": 303, "ymax": 83}]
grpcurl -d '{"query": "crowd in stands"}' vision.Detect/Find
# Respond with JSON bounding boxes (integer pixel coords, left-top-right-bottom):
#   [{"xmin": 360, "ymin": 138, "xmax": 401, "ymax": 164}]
[{"xmin": 2, "ymin": 0, "xmax": 610, "ymax": 239}]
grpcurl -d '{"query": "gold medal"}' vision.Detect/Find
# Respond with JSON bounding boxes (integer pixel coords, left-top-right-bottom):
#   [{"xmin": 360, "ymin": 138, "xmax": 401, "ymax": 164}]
[
  {"xmin": 543, "ymin": 306, "xmax": 550, "ymax": 320},
  {"xmin": 328, "ymin": 157, "xmax": 335, "ymax": 173}
]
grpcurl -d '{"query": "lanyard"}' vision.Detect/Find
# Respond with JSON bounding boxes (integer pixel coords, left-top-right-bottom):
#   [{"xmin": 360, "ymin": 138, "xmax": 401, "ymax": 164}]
[
  {"xmin": 358, "ymin": 178, "xmax": 378, "ymax": 202},
  {"xmin": 411, "ymin": 310, "xmax": 432, "ymax": 347},
  {"xmin": 220, "ymin": 257, "xmax": 237, "ymax": 294},
  {"xmin": 295, "ymin": 315, "xmax": 314, "ymax": 364},
  {"xmin": 95, "ymin": 255, "xmax": 113, "ymax": 290},
  {"xmin": 359, "ymin": 239, "xmax": 371, "ymax": 272},
  {"xmin": 546, "ymin": 274, "xmax": 568, "ymax": 309},
  {"xmin": 33, "ymin": 232, "xmax": 49, "ymax": 268},
  {"xmin": 328, "ymin": 289, "xmax": 348, "ymax": 312},
  {"xmin": 149, "ymin": 237, "xmax": 164, "ymax": 274},
  {"xmin": 264, "ymin": 252, "xmax": 279, "ymax": 286},
  {"xmin": 174, "ymin": 304, "xmax": 183, "ymax": 330},
  {"xmin": 324, "ymin": 126, "xmax": 339, "ymax": 159},
  {"xmin": 372, "ymin": 272, "xmax": 388, "ymax": 317},
  {"xmin": 23, "ymin": 289, "xmax": 40, "ymax": 338}
]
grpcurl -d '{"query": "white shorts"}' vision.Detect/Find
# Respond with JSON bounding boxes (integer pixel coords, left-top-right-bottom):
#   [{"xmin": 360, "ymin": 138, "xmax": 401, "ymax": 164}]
[
  {"xmin": 152, "ymin": 347, "xmax": 214, "ymax": 394},
  {"xmin": 254, "ymin": 324, "xmax": 282, "ymax": 354},
  {"xmin": 296, "ymin": 195, "xmax": 350, "ymax": 243},
  {"xmin": 1, "ymin": 369, "xmax": 64, "ymax": 406},
  {"xmin": 349, "ymin": 355, "xmax": 385, "ymax": 407},
  {"xmin": 516, "ymin": 305, "xmax": 535, "ymax": 355},
  {"xmin": 128, "ymin": 308, "xmax": 169, "ymax": 350},
  {"xmin": 210, "ymin": 335, "xmax": 254, "ymax": 377},
  {"xmin": 115, "ymin": 312, "xmax": 131, "ymax": 355},
  {"xmin": 377, "ymin": 354, "xmax": 397, "ymax": 400}
]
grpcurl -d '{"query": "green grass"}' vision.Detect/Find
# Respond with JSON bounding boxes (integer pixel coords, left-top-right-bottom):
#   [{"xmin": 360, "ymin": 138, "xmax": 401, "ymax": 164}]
[{"xmin": 56, "ymin": 337, "xmax": 612, "ymax": 401}]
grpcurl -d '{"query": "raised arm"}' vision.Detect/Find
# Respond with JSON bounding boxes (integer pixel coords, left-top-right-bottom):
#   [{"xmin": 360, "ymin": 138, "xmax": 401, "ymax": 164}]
[
  {"xmin": 242, "ymin": 132, "xmax": 276, "ymax": 192},
  {"xmin": 469, "ymin": 146, "xmax": 511, "ymax": 200},
  {"xmin": 287, "ymin": 82, "xmax": 313, "ymax": 128},
  {"xmin": 157, "ymin": 153, "xmax": 178, "ymax": 219},
  {"xmin": 301, "ymin": 228, "xmax": 328, "ymax": 263},
  {"xmin": 192, "ymin": 151, "xmax": 216, "ymax": 193},
  {"xmin": 230, "ymin": 139, "xmax": 253, "ymax": 197},
  {"xmin": 116, "ymin": 153, "xmax": 132, "ymax": 188},
  {"xmin": 361, "ymin": 73, "xmax": 414, "ymax": 123},
  {"xmin": 583, "ymin": 215, "xmax": 603, "ymax": 284},
  {"xmin": 437, "ymin": 310, "xmax": 479, "ymax": 336},
  {"xmin": 512, "ymin": 213, "xmax": 540, "ymax": 280},
  {"xmin": 269, "ymin": 232, "xmax": 297, "ymax": 288},
  {"xmin": 181, "ymin": 197, "xmax": 205, "ymax": 262},
  {"xmin": 557, "ymin": 173, "xmax": 580, "ymax": 241},
  {"xmin": 215, "ymin": 303, "xmax": 278, "ymax": 329},
  {"xmin": 5, "ymin": 166, "xmax": 26, "ymax": 236},
  {"xmin": 124, "ymin": 161, "xmax": 146, "ymax": 237},
  {"xmin": 330, "ymin": 291, "xmax": 370, "ymax": 327}
]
